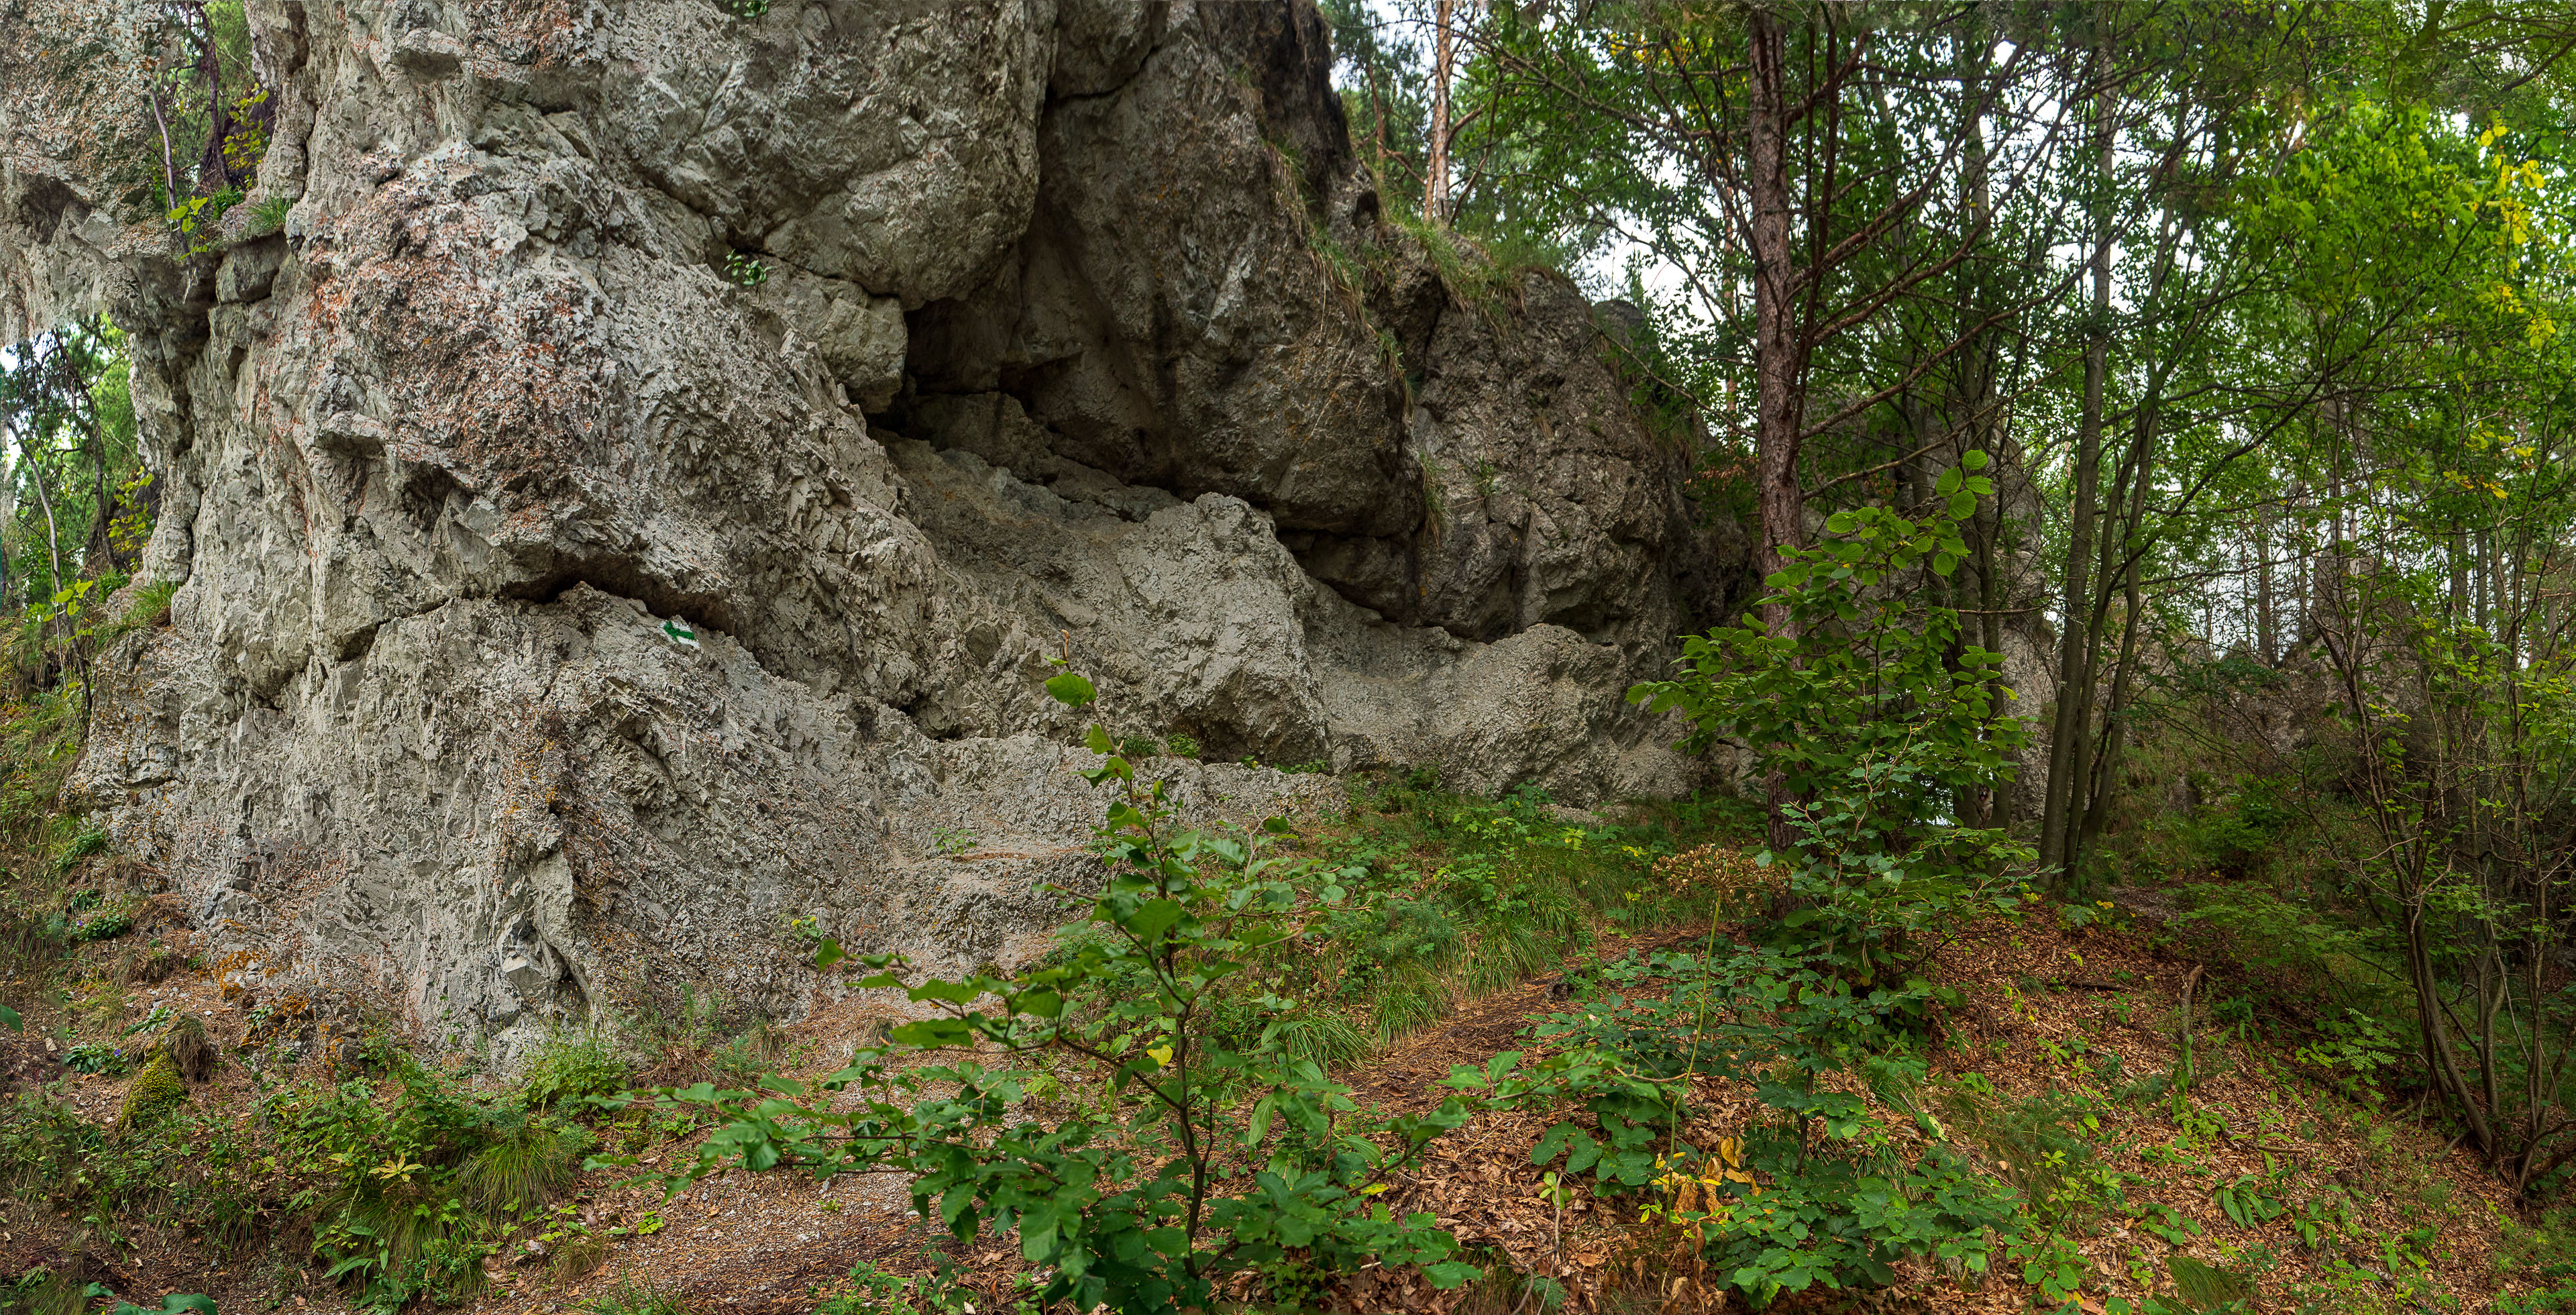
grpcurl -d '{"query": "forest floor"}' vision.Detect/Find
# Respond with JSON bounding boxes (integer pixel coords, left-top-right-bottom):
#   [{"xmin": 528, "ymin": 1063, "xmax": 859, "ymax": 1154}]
[{"xmin": 1, "ymin": 857, "xmax": 2538, "ymax": 1315}]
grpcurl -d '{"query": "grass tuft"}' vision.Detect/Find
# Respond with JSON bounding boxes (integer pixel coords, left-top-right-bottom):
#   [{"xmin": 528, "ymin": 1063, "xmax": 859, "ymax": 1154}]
[
  {"xmin": 521, "ymin": 1028, "xmax": 629, "ymax": 1109},
  {"xmin": 587, "ymin": 1276, "xmax": 690, "ymax": 1315},
  {"xmin": 458, "ymin": 1114, "xmax": 589, "ymax": 1214}
]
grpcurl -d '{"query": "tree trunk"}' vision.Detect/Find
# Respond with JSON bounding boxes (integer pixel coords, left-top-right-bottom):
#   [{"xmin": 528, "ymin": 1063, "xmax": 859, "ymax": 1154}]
[
  {"xmin": 1424, "ymin": 0, "xmax": 1455, "ymax": 223},
  {"xmin": 2039, "ymin": 57, "xmax": 2115, "ymax": 883},
  {"xmin": 2256, "ymin": 503, "xmax": 2277, "ymax": 664},
  {"xmin": 1745, "ymin": 7, "xmax": 1807, "ymax": 852},
  {"xmin": 192, "ymin": 9, "xmax": 233, "ymax": 193},
  {"xmin": 1748, "ymin": 5, "xmax": 1801, "ymax": 616},
  {"xmin": 2078, "ymin": 423, "xmax": 2157, "ymax": 859},
  {"xmin": 1958, "ymin": 17, "xmax": 2009, "ymax": 832}
]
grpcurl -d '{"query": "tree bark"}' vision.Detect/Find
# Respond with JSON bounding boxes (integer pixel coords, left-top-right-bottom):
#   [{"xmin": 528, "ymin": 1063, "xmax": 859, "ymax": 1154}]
[
  {"xmin": 1424, "ymin": 0, "xmax": 1455, "ymax": 223},
  {"xmin": 1745, "ymin": 6, "xmax": 1805, "ymax": 852},
  {"xmin": 1956, "ymin": 13, "xmax": 2010, "ymax": 832},
  {"xmin": 1748, "ymin": 5, "xmax": 1802, "ymax": 617},
  {"xmin": 2039, "ymin": 54, "xmax": 2115, "ymax": 883},
  {"xmin": 2256, "ymin": 503, "xmax": 2277, "ymax": 663}
]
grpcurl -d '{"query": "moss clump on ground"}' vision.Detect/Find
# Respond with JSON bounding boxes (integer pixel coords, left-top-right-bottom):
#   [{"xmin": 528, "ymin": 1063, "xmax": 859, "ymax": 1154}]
[{"xmin": 117, "ymin": 1048, "xmax": 187, "ymax": 1130}]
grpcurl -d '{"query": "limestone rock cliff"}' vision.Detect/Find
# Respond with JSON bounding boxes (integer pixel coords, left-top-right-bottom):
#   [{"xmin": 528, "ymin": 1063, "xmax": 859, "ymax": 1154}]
[{"xmin": 0, "ymin": 0, "xmax": 1743, "ymax": 1051}]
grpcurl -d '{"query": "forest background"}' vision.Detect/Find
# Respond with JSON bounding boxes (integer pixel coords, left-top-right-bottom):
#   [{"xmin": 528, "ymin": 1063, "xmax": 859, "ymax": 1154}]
[{"xmin": 1317, "ymin": 0, "xmax": 2576, "ymax": 1198}]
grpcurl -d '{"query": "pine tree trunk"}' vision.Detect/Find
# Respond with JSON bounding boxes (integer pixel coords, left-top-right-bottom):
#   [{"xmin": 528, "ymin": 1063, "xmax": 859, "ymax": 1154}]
[
  {"xmin": 1747, "ymin": 6, "xmax": 1801, "ymax": 851},
  {"xmin": 1424, "ymin": 0, "xmax": 1454, "ymax": 223}
]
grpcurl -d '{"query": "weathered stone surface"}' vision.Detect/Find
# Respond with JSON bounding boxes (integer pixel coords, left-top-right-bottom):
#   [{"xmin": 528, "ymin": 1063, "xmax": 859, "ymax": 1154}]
[
  {"xmin": 1285, "ymin": 252, "xmax": 1740, "ymax": 649},
  {"xmin": 1, "ymin": 0, "xmax": 1743, "ymax": 1054},
  {"xmin": 905, "ymin": 3, "xmax": 1415, "ymax": 539}
]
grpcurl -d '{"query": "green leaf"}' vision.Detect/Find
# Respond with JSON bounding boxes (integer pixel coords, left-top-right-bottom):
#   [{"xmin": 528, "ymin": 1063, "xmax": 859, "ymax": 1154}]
[
  {"xmin": 0, "ymin": 1004, "xmax": 19, "ymax": 1033},
  {"xmin": 1961, "ymin": 450, "xmax": 1989, "ymax": 471},
  {"xmin": 1046, "ymin": 672, "xmax": 1097, "ymax": 708},
  {"xmin": 1085, "ymin": 724, "xmax": 1116, "ymax": 754},
  {"xmin": 908, "ymin": 980, "xmax": 988, "ymax": 1005},
  {"xmin": 1423, "ymin": 1262, "xmax": 1483, "ymax": 1290},
  {"xmin": 1244, "ymin": 1093, "xmax": 1281, "ymax": 1144},
  {"xmin": 888, "ymin": 1018, "xmax": 975, "ymax": 1047},
  {"xmin": 1126, "ymin": 898, "xmax": 1184, "ymax": 943},
  {"xmin": 811, "ymin": 941, "xmax": 845, "ymax": 971},
  {"xmin": 1946, "ymin": 490, "xmax": 1976, "ymax": 521}
]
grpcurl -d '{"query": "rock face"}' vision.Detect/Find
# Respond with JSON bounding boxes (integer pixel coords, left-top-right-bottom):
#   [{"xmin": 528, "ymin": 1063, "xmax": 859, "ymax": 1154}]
[{"xmin": 0, "ymin": 0, "xmax": 1744, "ymax": 1051}]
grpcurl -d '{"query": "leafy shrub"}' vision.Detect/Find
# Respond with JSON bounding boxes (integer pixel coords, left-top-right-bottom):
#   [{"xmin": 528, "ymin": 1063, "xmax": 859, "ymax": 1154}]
[
  {"xmin": 810, "ymin": 1257, "xmax": 1001, "ymax": 1315},
  {"xmin": 168, "ymin": 187, "xmax": 244, "ymax": 254},
  {"xmin": 69, "ymin": 909, "xmax": 133, "ymax": 942},
  {"xmin": 660, "ymin": 668, "xmax": 1485, "ymax": 1313},
  {"xmin": 1515, "ymin": 945, "xmax": 2016, "ymax": 1306},
  {"xmin": 1631, "ymin": 462, "xmax": 2017, "ymax": 820},
  {"xmin": 266, "ymin": 1053, "xmax": 525, "ymax": 1308},
  {"xmin": 0, "ymin": 1091, "xmax": 261, "ymax": 1256},
  {"xmin": 2167, "ymin": 779, "xmax": 2295, "ymax": 878},
  {"xmin": 2500, "ymin": 1207, "xmax": 2576, "ymax": 1312},
  {"xmin": 1630, "ymin": 483, "xmax": 2033, "ymax": 985},
  {"xmin": 63, "ymin": 1041, "xmax": 132, "ymax": 1075},
  {"xmin": 813, "ymin": 1259, "xmax": 916, "ymax": 1315}
]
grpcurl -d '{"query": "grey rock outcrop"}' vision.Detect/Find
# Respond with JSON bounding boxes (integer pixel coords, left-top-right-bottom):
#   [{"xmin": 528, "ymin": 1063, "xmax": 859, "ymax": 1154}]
[{"xmin": 0, "ymin": 0, "xmax": 1743, "ymax": 1051}]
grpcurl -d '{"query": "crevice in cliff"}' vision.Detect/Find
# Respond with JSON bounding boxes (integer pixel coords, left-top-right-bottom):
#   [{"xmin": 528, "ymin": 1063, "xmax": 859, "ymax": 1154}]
[{"xmin": 513, "ymin": 565, "xmax": 736, "ymax": 639}]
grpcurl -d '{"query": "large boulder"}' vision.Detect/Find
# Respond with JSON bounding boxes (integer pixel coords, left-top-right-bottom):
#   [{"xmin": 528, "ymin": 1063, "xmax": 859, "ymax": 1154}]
[{"xmin": 1, "ymin": 0, "xmax": 1744, "ymax": 1051}]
